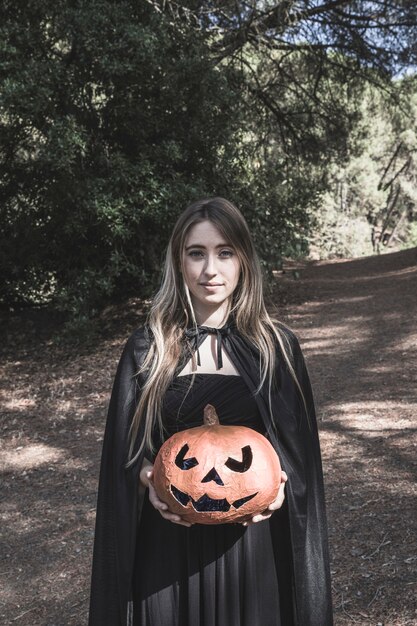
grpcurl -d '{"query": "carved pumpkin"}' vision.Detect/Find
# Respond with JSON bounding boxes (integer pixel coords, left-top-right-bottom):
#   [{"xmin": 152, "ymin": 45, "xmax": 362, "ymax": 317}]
[{"xmin": 153, "ymin": 404, "xmax": 281, "ymax": 524}]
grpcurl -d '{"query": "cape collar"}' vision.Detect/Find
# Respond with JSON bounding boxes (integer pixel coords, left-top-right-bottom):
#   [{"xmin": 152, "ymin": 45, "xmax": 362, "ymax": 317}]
[{"xmin": 183, "ymin": 317, "xmax": 237, "ymax": 370}]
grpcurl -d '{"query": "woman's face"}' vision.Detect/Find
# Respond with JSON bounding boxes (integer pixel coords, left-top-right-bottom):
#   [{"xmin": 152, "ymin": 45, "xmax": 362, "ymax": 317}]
[{"xmin": 181, "ymin": 220, "xmax": 241, "ymax": 319}]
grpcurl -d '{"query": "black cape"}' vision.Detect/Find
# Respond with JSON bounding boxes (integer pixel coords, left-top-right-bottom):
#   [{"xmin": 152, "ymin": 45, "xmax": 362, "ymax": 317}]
[{"xmin": 88, "ymin": 320, "xmax": 333, "ymax": 625}]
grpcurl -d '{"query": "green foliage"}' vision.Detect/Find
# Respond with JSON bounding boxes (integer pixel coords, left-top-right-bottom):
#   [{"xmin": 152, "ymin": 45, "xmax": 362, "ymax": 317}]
[
  {"xmin": 1, "ymin": 1, "xmax": 416, "ymax": 318},
  {"xmin": 402, "ymin": 221, "xmax": 417, "ymax": 249},
  {"xmin": 1, "ymin": 0, "xmax": 314, "ymax": 317},
  {"xmin": 308, "ymin": 201, "xmax": 374, "ymax": 259},
  {"xmin": 308, "ymin": 76, "xmax": 417, "ymax": 257},
  {"xmin": 0, "ymin": 1, "xmax": 246, "ymax": 314}
]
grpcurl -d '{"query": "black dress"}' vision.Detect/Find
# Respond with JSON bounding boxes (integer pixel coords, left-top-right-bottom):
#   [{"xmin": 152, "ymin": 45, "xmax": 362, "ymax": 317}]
[{"xmin": 132, "ymin": 373, "xmax": 295, "ymax": 626}]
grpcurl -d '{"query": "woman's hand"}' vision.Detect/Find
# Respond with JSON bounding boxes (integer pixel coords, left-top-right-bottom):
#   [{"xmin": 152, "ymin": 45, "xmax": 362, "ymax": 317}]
[
  {"xmin": 140, "ymin": 462, "xmax": 193, "ymax": 528},
  {"xmin": 241, "ymin": 471, "xmax": 288, "ymax": 527}
]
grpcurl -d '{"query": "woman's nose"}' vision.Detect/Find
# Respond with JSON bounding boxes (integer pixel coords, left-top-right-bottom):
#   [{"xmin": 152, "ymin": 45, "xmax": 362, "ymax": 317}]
[{"xmin": 204, "ymin": 254, "xmax": 218, "ymax": 274}]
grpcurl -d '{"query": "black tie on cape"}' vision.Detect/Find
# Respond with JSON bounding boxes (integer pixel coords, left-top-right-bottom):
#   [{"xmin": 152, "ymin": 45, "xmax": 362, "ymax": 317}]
[{"xmin": 184, "ymin": 321, "xmax": 236, "ymax": 370}]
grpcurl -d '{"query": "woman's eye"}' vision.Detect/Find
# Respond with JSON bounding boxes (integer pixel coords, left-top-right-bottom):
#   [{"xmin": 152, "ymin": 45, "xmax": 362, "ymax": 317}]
[{"xmin": 188, "ymin": 250, "xmax": 234, "ymax": 259}]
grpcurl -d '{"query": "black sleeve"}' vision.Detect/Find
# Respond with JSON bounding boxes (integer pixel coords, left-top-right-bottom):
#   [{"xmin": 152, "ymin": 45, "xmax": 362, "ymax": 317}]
[
  {"xmin": 290, "ymin": 331, "xmax": 322, "ymax": 446},
  {"xmin": 285, "ymin": 330, "xmax": 334, "ymax": 625},
  {"xmin": 88, "ymin": 330, "xmax": 146, "ymax": 626}
]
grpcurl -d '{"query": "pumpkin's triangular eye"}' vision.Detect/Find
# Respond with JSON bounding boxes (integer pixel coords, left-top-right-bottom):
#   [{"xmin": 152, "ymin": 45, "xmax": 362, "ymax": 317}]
[
  {"xmin": 175, "ymin": 443, "xmax": 199, "ymax": 470},
  {"xmin": 225, "ymin": 445, "xmax": 252, "ymax": 472}
]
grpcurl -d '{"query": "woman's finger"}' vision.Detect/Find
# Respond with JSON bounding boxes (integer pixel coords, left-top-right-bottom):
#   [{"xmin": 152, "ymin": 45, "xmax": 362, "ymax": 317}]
[
  {"xmin": 255, "ymin": 512, "xmax": 273, "ymax": 522},
  {"xmin": 147, "ymin": 480, "xmax": 193, "ymax": 526},
  {"xmin": 158, "ymin": 509, "xmax": 193, "ymax": 527},
  {"xmin": 160, "ymin": 511, "xmax": 192, "ymax": 528},
  {"xmin": 148, "ymin": 480, "xmax": 169, "ymax": 511},
  {"xmin": 268, "ymin": 488, "xmax": 285, "ymax": 511},
  {"xmin": 242, "ymin": 472, "xmax": 289, "ymax": 525},
  {"xmin": 268, "ymin": 471, "xmax": 288, "ymax": 511},
  {"xmin": 242, "ymin": 512, "xmax": 272, "ymax": 526}
]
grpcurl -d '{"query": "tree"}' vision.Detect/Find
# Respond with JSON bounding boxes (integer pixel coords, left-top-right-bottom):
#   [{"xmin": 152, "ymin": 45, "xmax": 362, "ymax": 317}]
[
  {"xmin": 2, "ymin": 1, "xmax": 416, "ymax": 316},
  {"xmin": 309, "ymin": 75, "xmax": 417, "ymax": 257},
  {"xmin": 0, "ymin": 1, "xmax": 248, "ymax": 313},
  {"xmin": 151, "ymin": 1, "xmax": 417, "ymax": 158}
]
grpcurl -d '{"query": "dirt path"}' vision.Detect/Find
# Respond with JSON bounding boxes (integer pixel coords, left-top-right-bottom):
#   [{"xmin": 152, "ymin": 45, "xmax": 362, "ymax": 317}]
[
  {"xmin": 276, "ymin": 247, "xmax": 417, "ymax": 625},
  {"xmin": 1, "ymin": 247, "xmax": 416, "ymax": 625}
]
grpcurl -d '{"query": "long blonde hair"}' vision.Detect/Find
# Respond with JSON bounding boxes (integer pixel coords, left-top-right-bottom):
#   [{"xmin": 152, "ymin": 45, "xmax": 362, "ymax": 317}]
[{"xmin": 125, "ymin": 197, "xmax": 307, "ymax": 468}]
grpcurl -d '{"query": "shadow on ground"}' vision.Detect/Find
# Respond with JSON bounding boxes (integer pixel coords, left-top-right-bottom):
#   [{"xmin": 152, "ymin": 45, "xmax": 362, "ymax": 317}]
[{"xmin": 276, "ymin": 247, "xmax": 417, "ymax": 625}]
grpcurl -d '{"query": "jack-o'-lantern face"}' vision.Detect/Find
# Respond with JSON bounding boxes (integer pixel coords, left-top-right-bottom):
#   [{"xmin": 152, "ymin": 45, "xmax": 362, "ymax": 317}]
[{"xmin": 153, "ymin": 404, "xmax": 281, "ymax": 524}]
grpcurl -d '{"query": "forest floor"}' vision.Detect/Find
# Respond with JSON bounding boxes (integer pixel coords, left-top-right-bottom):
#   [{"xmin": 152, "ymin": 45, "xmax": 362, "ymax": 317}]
[{"xmin": 1, "ymin": 246, "xmax": 416, "ymax": 625}]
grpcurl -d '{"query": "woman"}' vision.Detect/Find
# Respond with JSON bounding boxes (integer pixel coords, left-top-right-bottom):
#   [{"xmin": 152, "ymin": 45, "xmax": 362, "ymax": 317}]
[{"xmin": 88, "ymin": 197, "xmax": 333, "ymax": 626}]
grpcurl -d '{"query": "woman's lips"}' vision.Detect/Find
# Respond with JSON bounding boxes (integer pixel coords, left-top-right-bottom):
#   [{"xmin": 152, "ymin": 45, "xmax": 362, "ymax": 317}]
[{"xmin": 200, "ymin": 284, "xmax": 223, "ymax": 290}]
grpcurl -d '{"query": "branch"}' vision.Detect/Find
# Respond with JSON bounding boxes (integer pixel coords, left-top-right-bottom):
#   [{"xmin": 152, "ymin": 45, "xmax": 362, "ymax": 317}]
[
  {"xmin": 378, "ymin": 142, "xmax": 403, "ymax": 189},
  {"xmin": 383, "ymin": 157, "xmax": 411, "ymax": 192},
  {"xmin": 210, "ymin": 0, "xmax": 353, "ymax": 58}
]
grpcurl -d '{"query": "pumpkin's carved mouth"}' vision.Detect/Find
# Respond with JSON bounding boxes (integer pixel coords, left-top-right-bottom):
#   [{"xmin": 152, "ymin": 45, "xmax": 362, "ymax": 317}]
[{"xmin": 170, "ymin": 484, "xmax": 258, "ymax": 512}]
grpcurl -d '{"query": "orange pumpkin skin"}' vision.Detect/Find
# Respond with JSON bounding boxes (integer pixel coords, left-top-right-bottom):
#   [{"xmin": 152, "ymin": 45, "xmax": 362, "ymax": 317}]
[{"xmin": 153, "ymin": 404, "xmax": 281, "ymax": 524}]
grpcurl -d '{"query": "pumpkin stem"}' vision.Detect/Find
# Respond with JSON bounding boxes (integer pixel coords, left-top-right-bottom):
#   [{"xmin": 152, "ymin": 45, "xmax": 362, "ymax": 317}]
[{"xmin": 203, "ymin": 404, "xmax": 220, "ymax": 426}]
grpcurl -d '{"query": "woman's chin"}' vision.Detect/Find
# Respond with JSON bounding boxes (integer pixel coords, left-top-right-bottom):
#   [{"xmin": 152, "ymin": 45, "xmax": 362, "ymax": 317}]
[{"xmin": 200, "ymin": 296, "xmax": 228, "ymax": 305}]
